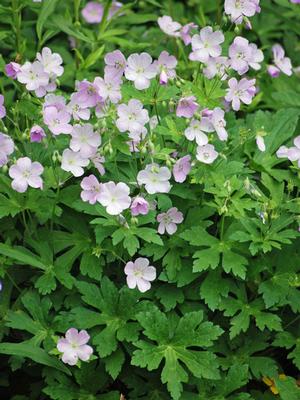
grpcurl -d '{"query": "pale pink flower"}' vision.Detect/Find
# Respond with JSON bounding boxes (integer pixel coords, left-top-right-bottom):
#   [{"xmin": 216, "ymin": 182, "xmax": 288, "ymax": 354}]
[
  {"xmin": 36, "ymin": 47, "xmax": 64, "ymax": 77},
  {"xmin": 0, "ymin": 133, "xmax": 14, "ymax": 166},
  {"xmin": 154, "ymin": 51, "xmax": 177, "ymax": 85},
  {"xmin": 229, "ymin": 36, "xmax": 263, "ymax": 75},
  {"xmin": 94, "ymin": 74, "xmax": 122, "ymax": 104},
  {"xmin": 61, "ymin": 149, "xmax": 89, "ymax": 177},
  {"xmin": 225, "ymin": 77, "xmax": 256, "ymax": 111},
  {"xmin": 91, "ymin": 154, "xmax": 105, "ymax": 175},
  {"xmin": 98, "ymin": 181, "xmax": 131, "ymax": 215},
  {"xmin": 80, "ymin": 175, "xmax": 103, "ymax": 204},
  {"xmin": 5, "ymin": 62, "xmax": 21, "ymax": 79},
  {"xmin": 70, "ymin": 124, "xmax": 101, "ymax": 158},
  {"xmin": 74, "ymin": 79, "xmax": 102, "ymax": 108},
  {"xmin": 286, "ymin": 136, "xmax": 300, "ymax": 166},
  {"xmin": 173, "ymin": 155, "xmax": 191, "ymax": 183},
  {"xmin": 34, "ymin": 78, "xmax": 56, "ymax": 98},
  {"xmin": 67, "ymin": 94, "xmax": 91, "ymax": 121},
  {"xmin": 157, "ymin": 207, "xmax": 183, "ymax": 235},
  {"xmin": 276, "ymin": 145, "xmax": 289, "ymax": 159},
  {"xmin": 0, "ymin": 95, "xmax": 6, "ymax": 119},
  {"xmin": 180, "ymin": 22, "xmax": 197, "ymax": 45},
  {"xmin": 224, "ymin": 0, "xmax": 261, "ymax": 24},
  {"xmin": 104, "ymin": 50, "xmax": 126, "ymax": 79},
  {"xmin": 116, "ymin": 99, "xmax": 149, "ymax": 135},
  {"xmin": 131, "ymin": 196, "xmax": 149, "ymax": 216},
  {"xmin": 184, "ymin": 118, "xmax": 211, "ymax": 145},
  {"xmin": 196, "ymin": 144, "xmax": 218, "ymax": 164},
  {"xmin": 149, "ymin": 115, "xmax": 159, "ymax": 130},
  {"xmin": 137, "ymin": 163, "xmax": 171, "ymax": 194},
  {"xmin": 9, "ymin": 157, "xmax": 43, "ymax": 192},
  {"xmin": 57, "ymin": 328, "xmax": 93, "ymax": 366},
  {"xmin": 211, "ymin": 107, "xmax": 228, "ymax": 141},
  {"xmin": 267, "ymin": 65, "xmax": 281, "ymax": 78},
  {"xmin": 176, "ymin": 96, "xmax": 198, "ymax": 118},
  {"xmin": 82, "ymin": 2, "xmax": 103, "ymax": 23},
  {"xmin": 17, "ymin": 61, "xmax": 49, "ymax": 91},
  {"xmin": 269, "ymin": 44, "xmax": 292, "ymax": 77},
  {"xmin": 157, "ymin": 15, "xmax": 181, "ymax": 37},
  {"xmin": 189, "ymin": 27, "xmax": 224, "ymax": 63},
  {"xmin": 256, "ymin": 135, "xmax": 266, "ymax": 152},
  {"xmin": 43, "ymin": 106, "xmax": 72, "ymax": 135},
  {"xmin": 30, "ymin": 125, "xmax": 46, "ymax": 143},
  {"xmin": 203, "ymin": 56, "xmax": 229, "ymax": 80},
  {"xmin": 124, "ymin": 257, "xmax": 156, "ymax": 292},
  {"xmin": 125, "ymin": 53, "xmax": 157, "ymax": 90},
  {"xmin": 43, "ymin": 94, "xmax": 66, "ymax": 111}
]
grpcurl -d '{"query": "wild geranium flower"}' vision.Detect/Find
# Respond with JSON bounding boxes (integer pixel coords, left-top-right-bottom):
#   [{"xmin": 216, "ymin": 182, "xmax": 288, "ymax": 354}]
[
  {"xmin": 91, "ymin": 154, "xmax": 105, "ymax": 176},
  {"xmin": 225, "ymin": 77, "xmax": 256, "ymax": 111},
  {"xmin": 0, "ymin": 95, "xmax": 6, "ymax": 119},
  {"xmin": 180, "ymin": 22, "xmax": 197, "ymax": 45},
  {"xmin": 176, "ymin": 96, "xmax": 198, "ymax": 118},
  {"xmin": 98, "ymin": 181, "xmax": 131, "ymax": 215},
  {"xmin": 196, "ymin": 144, "xmax": 218, "ymax": 164},
  {"xmin": 173, "ymin": 155, "xmax": 191, "ymax": 183},
  {"xmin": 9, "ymin": 157, "xmax": 43, "ymax": 193},
  {"xmin": 268, "ymin": 44, "xmax": 292, "ymax": 77},
  {"xmin": 157, "ymin": 207, "xmax": 184, "ymax": 235},
  {"xmin": 203, "ymin": 56, "xmax": 229, "ymax": 80},
  {"xmin": 80, "ymin": 175, "xmax": 103, "ymax": 204},
  {"xmin": 224, "ymin": 0, "xmax": 261, "ymax": 24},
  {"xmin": 17, "ymin": 61, "xmax": 49, "ymax": 91},
  {"xmin": 256, "ymin": 135, "xmax": 266, "ymax": 152},
  {"xmin": 57, "ymin": 328, "xmax": 93, "ymax": 366},
  {"xmin": 154, "ymin": 51, "xmax": 177, "ymax": 85},
  {"xmin": 74, "ymin": 79, "xmax": 102, "ymax": 108},
  {"xmin": 124, "ymin": 53, "xmax": 157, "ymax": 90},
  {"xmin": 36, "ymin": 47, "xmax": 63, "ymax": 77},
  {"xmin": 82, "ymin": 1, "xmax": 104, "ymax": 23},
  {"xmin": 184, "ymin": 118, "xmax": 212, "ymax": 145},
  {"xmin": 61, "ymin": 149, "xmax": 89, "ymax": 177},
  {"xmin": 277, "ymin": 137, "xmax": 300, "ymax": 166},
  {"xmin": 149, "ymin": 115, "xmax": 159, "ymax": 130},
  {"xmin": 157, "ymin": 15, "xmax": 181, "ymax": 37},
  {"xmin": 5, "ymin": 62, "xmax": 21, "ymax": 79},
  {"xmin": 67, "ymin": 93, "xmax": 91, "ymax": 121},
  {"xmin": 43, "ymin": 106, "xmax": 72, "ymax": 135},
  {"xmin": 116, "ymin": 99, "xmax": 149, "ymax": 135},
  {"xmin": 104, "ymin": 50, "xmax": 126, "ymax": 79},
  {"xmin": 131, "ymin": 196, "xmax": 149, "ymax": 216},
  {"xmin": 43, "ymin": 94, "xmax": 66, "ymax": 111},
  {"xmin": 30, "ymin": 125, "xmax": 46, "ymax": 143},
  {"xmin": 211, "ymin": 107, "xmax": 228, "ymax": 141},
  {"xmin": 189, "ymin": 27, "xmax": 224, "ymax": 63},
  {"xmin": 137, "ymin": 163, "xmax": 171, "ymax": 194},
  {"xmin": 0, "ymin": 133, "xmax": 14, "ymax": 166},
  {"xmin": 124, "ymin": 257, "xmax": 156, "ymax": 293},
  {"xmin": 94, "ymin": 74, "xmax": 122, "ymax": 104},
  {"xmin": 70, "ymin": 124, "xmax": 101, "ymax": 158},
  {"xmin": 229, "ymin": 36, "xmax": 263, "ymax": 75}
]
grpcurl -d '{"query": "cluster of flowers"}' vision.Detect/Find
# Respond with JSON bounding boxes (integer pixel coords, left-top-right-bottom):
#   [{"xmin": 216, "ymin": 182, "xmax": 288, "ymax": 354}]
[{"xmin": 16, "ymin": 0, "xmax": 298, "ymax": 368}]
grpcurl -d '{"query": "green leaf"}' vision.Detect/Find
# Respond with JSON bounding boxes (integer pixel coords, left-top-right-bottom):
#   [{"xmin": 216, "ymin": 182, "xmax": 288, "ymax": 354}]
[
  {"xmin": 36, "ymin": 0, "xmax": 59, "ymax": 40},
  {"xmin": 0, "ymin": 342, "xmax": 70, "ymax": 375},
  {"xmin": 0, "ymin": 243, "xmax": 46, "ymax": 270},
  {"xmin": 103, "ymin": 348, "xmax": 125, "ymax": 379}
]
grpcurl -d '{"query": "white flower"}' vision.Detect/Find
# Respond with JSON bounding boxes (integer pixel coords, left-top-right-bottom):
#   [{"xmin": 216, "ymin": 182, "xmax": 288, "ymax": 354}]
[
  {"xmin": 116, "ymin": 99, "xmax": 149, "ymax": 135},
  {"xmin": 125, "ymin": 53, "xmax": 157, "ymax": 90},
  {"xmin": 189, "ymin": 27, "xmax": 224, "ymax": 63},
  {"xmin": 137, "ymin": 163, "xmax": 171, "ymax": 194},
  {"xmin": 61, "ymin": 149, "xmax": 89, "ymax": 177},
  {"xmin": 124, "ymin": 257, "xmax": 156, "ymax": 292},
  {"xmin": 70, "ymin": 124, "xmax": 101, "ymax": 158},
  {"xmin": 157, "ymin": 15, "xmax": 181, "ymax": 37},
  {"xmin": 36, "ymin": 47, "xmax": 64, "ymax": 77},
  {"xmin": 184, "ymin": 118, "xmax": 213, "ymax": 145},
  {"xmin": 98, "ymin": 181, "xmax": 131, "ymax": 215},
  {"xmin": 196, "ymin": 144, "xmax": 218, "ymax": 164},
  {"xmin": 17, "ymin": 61, "xmax": 49, "ymax": 91}
]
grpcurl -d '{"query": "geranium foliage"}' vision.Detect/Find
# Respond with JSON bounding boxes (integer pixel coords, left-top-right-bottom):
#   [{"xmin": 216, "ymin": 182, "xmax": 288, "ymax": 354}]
[{"xmin": 0, "ymin": 0, "xmax": 299, "ymax": 399}]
